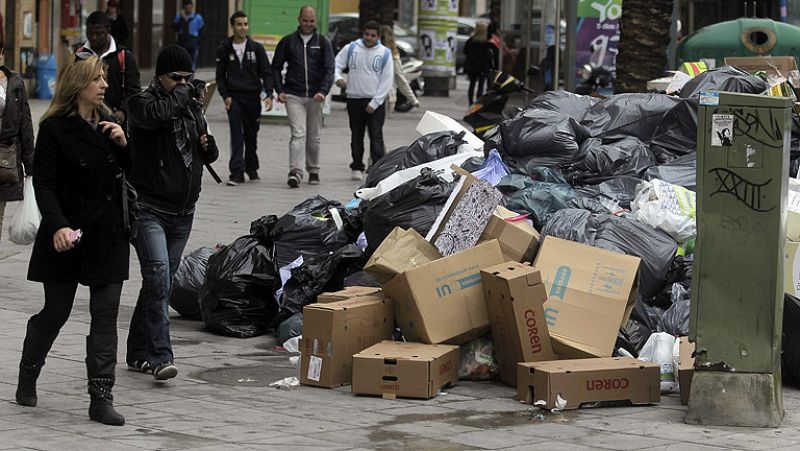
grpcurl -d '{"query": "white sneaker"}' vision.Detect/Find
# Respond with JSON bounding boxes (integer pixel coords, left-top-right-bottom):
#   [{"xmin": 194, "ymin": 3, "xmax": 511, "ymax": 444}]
[{"xmin": 351, "ymin": 170, "xmax": 364, "ymax": 181}]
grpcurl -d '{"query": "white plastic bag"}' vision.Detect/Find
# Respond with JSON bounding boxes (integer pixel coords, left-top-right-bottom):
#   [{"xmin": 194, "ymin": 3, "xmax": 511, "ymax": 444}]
[
  {"xmin": 638, "ymin": 332, "xmax": 679, "ymax": 394},
  {"xmin": 632, "ymin": 179, "xmax": 696, "ymax": 243},
  {"xmin": 9, "ymin": 177, "xmax": 41, "ymax": 245}
]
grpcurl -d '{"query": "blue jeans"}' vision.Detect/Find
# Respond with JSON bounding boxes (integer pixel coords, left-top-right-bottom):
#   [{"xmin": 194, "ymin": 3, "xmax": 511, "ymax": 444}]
[{"xmin": 127, "ymin": 208, "xmax": 193, "ymax": 368}]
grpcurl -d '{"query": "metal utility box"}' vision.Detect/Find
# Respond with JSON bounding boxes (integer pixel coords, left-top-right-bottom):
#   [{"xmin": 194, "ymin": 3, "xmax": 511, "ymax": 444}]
[{"xmin": 691, "ymin": 92, "xmax": 792, "ymax": 374}]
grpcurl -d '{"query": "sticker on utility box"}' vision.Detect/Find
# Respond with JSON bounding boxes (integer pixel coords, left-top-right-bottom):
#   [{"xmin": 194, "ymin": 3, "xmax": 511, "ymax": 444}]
[
  {"xmin": 699, "ymin": 91, "xmax": 720, "ymax": 106},
  {"xmin": 711, "ymin": 114, "xmax": 734, "ymax": 147}
]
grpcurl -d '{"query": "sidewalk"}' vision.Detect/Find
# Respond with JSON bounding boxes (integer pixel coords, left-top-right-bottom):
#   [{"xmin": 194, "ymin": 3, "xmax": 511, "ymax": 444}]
[{"xmin": 1, "ymin": 81, "xmax": 799, "ymax": 450}]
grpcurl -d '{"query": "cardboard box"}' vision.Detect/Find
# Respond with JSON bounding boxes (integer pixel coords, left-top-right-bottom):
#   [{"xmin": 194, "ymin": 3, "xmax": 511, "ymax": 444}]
[
  {"xmin": 384, "ymin": 240, "xmax": 504, "ymax": 344},
  {"xmin": 678, "ymin": 337, "xmax": 695, "ymax": 406},
  {"xmin": 786, "ymin": 190, "xmax": 800, "ymax": 242},
  {"xmin": 364, "ymin": 227, "xmax": 442, "ymax": 285},
  {"xmin": 481, "ymin": 262, "xmax": 557, "ymax": 386},
  {"xmin": 352, "ymin": 341, "xmax": 459, "ymax": 399},
  {"xmin": 533, "ymin": 237, "xmax": 641, "ymax": 359},
  {"xmin": 517, "ymin": 357, "xmax": 661, "ymax": 410},
  {"xmin": 478, "ymin": 206, "xmax": 540, "ymax": 263},
  {"xmin": 300, "ymin": 294, "xmax": 394, "ymax": 388},
  {"xmin": 316, "ymin": 286, "xmax": 384, "ymax": 304},
  {"xmin": 724, "ymin": 56, "xmax": 798, "ymax": 77},
  {"xmin": 784, "ymin": 240, "xmax": 800, "ymax": 298}
]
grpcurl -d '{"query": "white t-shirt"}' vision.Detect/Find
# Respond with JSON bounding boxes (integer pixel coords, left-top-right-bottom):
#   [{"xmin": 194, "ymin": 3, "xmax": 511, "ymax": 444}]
[
  {"xmin": 233, "ymin": 40, "xmax": 247, "ymax": 62},
  {"xmin": 301, "ymin": 33, "xmax": 313, "ymax": 45}
]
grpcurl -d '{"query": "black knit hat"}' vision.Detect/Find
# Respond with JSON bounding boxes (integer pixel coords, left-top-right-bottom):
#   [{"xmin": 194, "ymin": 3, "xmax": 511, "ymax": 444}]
[{"xmin": 156, "ymin": 45, "xmax": 193, "ymax": 76}]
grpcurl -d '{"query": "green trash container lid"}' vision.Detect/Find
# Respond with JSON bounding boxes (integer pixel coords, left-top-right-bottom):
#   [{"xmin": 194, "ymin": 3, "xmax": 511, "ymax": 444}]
[{"xmin": 677, "ymin": 18, "xmax": 800, "ymax": 67}]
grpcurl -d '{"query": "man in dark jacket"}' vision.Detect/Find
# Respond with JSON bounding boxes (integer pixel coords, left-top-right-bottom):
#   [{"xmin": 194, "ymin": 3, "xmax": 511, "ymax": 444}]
[
  {"xmin": 106, "ymin": 0, "xmax": 130, "ymax": 49},
  {"xmin": 81, "ymin": 10, "xmax": 140, "ymax": 124},
  {"xmin": 272, "ymin": 6, "xmax": 334, "ymax": 188},
  {"xmin": 126, "ymin": 45, "xmax": 219, "ymax": 380},
  {"xmin": 215, "ymin": 10, "xmax": 274, "ymax": 186}
]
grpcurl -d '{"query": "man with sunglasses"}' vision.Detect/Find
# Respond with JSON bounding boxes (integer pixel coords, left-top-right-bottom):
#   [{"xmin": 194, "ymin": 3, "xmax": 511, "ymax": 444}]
[
  {"xmin": 215, "ymin": 10, "xmax": 274, "ymax": 186},
  {"xmin": 125, "ymin": 45, "xmax": 219, "ymax": 381},
  {"xmin": 80, "ymin": 10, "xmax": 140, "ymax": 126}
]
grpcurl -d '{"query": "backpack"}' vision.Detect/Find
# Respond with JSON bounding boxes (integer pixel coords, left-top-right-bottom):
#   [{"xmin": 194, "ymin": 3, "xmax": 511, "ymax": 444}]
[
  {"xmin": 117, "ymin": 50, "xmax": 126, "ymax": 90},
  {"xmin": 346, "ymin": 42, "xmax": 391, "ymax": 73}
]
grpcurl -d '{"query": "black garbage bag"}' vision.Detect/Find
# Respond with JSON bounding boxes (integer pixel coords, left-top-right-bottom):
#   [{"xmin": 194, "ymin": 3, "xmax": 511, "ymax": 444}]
[
  {"xmin": 487, "ymin": 109, "xmax": 589, "ymax": 167},
  {"xmin": 362, "ymin": 169, "xmax": 457, "ymax": 254},
  {"xmin": 573, "ymin": 176, "xmax": 643, "ymax": 210},
  {"xmin": 616, "ymin": 296, "xmax": 665, "ymax": 357},
  {"xmin": 277, "ymin": 312, "xmax": 303, "ymax": 345},
  {"xmin": 568, "ymin": 137, "xmax": 656, "ymax": 183},
  {"xmin": 271, "ymin": 196, "xmax": 355, "ymax": 268},
  {"xmin": 250, "ymin": 214, "xmax": 279, "ymax": 242},
  {"xmin": 505, "ymin": 181, "xmax": 578, "ymax": 230},
  {"xmin": 783, "ymin": 293, "xmax": 800, "ymax": 383},
  {"xmin": 199, "ymin": 236, "xmax": 279, "ymax": 338},
  {"xmin": 343, "ymin": 271, "xmax": 382, "ymax": 288},
  {"xmin": 461, "ymin": 155, "xmax": 485, "ymax": 172},
  {"xmin": 542, "ymin": 209, "xmax": 679, "ymax": 299},
  {"xmin": 679, "ymin": 66, "xmax": 768, "ymax": 99},
  {"xmin": 650, "ymin": 255, "xmax": 694, "ymax": 309},
  {"xmin": 644, "ymin": 152, "xmax": 697, "ymax": 191},
  {"xmin": 496, "ymin": 174, "xmax": 535, "ymax": 194},
  {"xmin": 363, "ymin": 131, "xmax": 466, "ymax": 187},
  {"xmin": 650, "ymin": 98, "xmax": 699, "ymax": 164},
  {"xmin": 656, "ymin": 286, "xmax": 691, "ymax": 336},
  {"xmin": 580, "ymin": 93, "xmax": 681, "ymax": 143},
  {"xmin": 280, "ymin": 244, "xmax": 367, "ymax": 317},
  {"xmin": 525, "ymin": 90, "xmax": 600, "ymax": 121},
  {"xmin": 170, "ymin": 246, "xmax": 217, "ymax": 319},
  {"xmin": 529, "ymin": 166, "xmax": 569, "ymax": 184},
  {"xmin": 567, "ymin": 196, "xmax": 613, "ymax": 214}
]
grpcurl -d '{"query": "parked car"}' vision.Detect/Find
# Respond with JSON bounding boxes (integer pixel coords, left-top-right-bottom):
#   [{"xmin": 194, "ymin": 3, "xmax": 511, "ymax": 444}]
[{"xmin": 328, "ymin": 13, "xmax": 418, "ymax": 58}]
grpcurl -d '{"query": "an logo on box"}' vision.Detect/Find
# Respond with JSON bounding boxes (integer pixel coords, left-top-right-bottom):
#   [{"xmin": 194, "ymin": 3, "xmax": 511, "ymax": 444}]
[
  {"xmin": 436, "ymin": 284, "xmax": 453, "ymax": 298},
  {"xmin": 439, "ymin": 361, "xmax": 452, "ymax": 375},
  {"xmin": 380, "ymin": 384, "xmax": 400, "ymax": 391},
  {"xmin": 523, "ymin": 309, "xmax": 543, "ymax": 353},
  {"xmin": 550, "ymin": 266, "xmax": 571, "ymax": 301},
  {"xmin": 586, "ymin": 378, "xmax": 629, "ymax": 391},
  {"xmin": 544, "ymin": 307, "xmax": 559, "ymax": 327},
  {"xmin": 457, "ymin": 273, "xmax": 481, "ymax": 289}
]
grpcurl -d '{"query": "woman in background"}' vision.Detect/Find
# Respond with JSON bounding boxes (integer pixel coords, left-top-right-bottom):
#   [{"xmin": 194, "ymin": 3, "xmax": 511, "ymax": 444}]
[
  {"xmin": 464, "ymin": 22, "xmax": 493, "ymax": 106},
  {"xmin": 380, "ymin": 25, "xmax": 420, "ymax": 112}
]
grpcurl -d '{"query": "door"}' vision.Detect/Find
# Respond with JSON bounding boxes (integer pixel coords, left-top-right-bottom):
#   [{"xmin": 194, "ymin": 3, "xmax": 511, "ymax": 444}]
[{"xmin": 196, "ymin": 0, "xmax": 228, "ymax": 68}]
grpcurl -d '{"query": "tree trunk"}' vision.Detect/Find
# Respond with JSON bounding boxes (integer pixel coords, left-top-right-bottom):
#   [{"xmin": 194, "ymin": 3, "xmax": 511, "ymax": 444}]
[
  {"xmin": 359, "ymin": 0, "xmax": 396, "ymax": 30},
  {"xmin": 615, "ymin": 0, "xmax": 674, "ymax": 93}
]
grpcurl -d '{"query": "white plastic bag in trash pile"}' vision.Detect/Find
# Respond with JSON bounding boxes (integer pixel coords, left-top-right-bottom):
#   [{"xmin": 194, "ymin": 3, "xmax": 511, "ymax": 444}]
[
  {"xmin": 9, "ymin": 177, "xmax": 41, "ymax": 245},
  {"xmin": 638, "ymin": 332, "xmax": 679, "ymax": 394},
  {"xmin": 632, "ymin": 179, "xmax": 696, "ymax": 243}
]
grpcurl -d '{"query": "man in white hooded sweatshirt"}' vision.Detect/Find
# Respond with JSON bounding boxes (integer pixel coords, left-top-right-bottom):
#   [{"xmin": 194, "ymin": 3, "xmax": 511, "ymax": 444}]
[{"xmin": 334, "ymin": 21, "xmax": 394, "ymax": 181}]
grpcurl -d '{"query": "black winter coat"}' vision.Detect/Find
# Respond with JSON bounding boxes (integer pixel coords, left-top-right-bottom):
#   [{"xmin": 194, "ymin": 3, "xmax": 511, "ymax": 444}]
[
  {"xmin": 127, "ymin": 80, "xmax": 219, "ymax": 215},
  {"xmin": 271, "ymin": 29, "xmax": 335, "ymax": 97},
  {"xmin": 27, "ymin": 113, "xmax": 131, "ymax": 285},
  {"xmin": 464, "ymin": 38, "xmax": 494, "ymax": 76},
  {"xmin": 102, "ymin": 47, "xmax": 141, "ymax": 114},
  {"xmin": 0, "ymin": 67, "xmax": 35, "ymax": 202},
  {"xmin": 215, "ymin": 36, "xmax": 274, "ymax": 98}
]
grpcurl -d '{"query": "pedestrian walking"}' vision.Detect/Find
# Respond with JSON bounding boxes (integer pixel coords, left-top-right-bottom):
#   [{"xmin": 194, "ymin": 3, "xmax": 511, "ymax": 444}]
[
  {"xmin": 333, "ymin": 21, "xmax": 393, "ymax": 182},
  {"xmin": 464, "ymin": 22, "xmax": 493, "ymax": 106},
  {"xmin": 215, "ymin": 10, "xmax": 274, "ymax": 186},
  {"xmin": 17, "ymin": 53, "xmax": 130, "ymax": 426},
  {"xmin": 125, "ymin": 45, "xmax": 219, "ymax": 381},
  {"xmin": 172, "ymin": 0, "xmax": 204, "ymax": 70},
  {"xmin": 0, "ymin": 40, "xmax": 35, "ymax": 245},
  {"xmin": 79, "ymin": 10, "xmax": 141, "ymax": 125},
  {"xmin": 272, "ymin": 6, "xmax": 334, "ymax": 188},
  {"xmin": 106, "ymin": 0, "xmax": 130, "ymax": 49},
  {"xmin": 379, "ymin": 25, "xmax": 420, "ymax": 113}
]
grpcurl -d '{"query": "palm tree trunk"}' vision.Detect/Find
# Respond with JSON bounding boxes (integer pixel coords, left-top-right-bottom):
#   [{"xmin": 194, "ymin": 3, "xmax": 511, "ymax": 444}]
[{"xmin": 615, "ymin": 0, "xmax": 674, "ymax": 93}]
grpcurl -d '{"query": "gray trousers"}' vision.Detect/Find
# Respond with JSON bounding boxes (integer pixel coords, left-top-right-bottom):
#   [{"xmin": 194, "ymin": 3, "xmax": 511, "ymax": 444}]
[{"xmin": 285, "ymin": 94, "xmax": 324, "ymax": 177}]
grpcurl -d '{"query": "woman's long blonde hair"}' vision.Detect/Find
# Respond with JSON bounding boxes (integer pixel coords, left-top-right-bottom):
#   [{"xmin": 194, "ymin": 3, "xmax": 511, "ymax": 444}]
[
  {"xmin": 41, "ymin": 55, "xmax": 111, "ymax": 123},
  {"xmin": 380, "ymin": 24, "xmax": 399, "ymax": 57},
  {"xmin": 472, "ymin": 22, "xmax": 489, "ymax": 42}
]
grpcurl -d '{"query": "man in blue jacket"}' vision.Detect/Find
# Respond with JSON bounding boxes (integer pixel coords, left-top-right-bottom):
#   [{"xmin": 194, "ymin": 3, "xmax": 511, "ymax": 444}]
[
  {"xmin": 172, "ymin": 0, "xmax": 204, "ymax": 70},
  {"xmin": 272, "ymin": 6, "xmax": 334, "ymax": 188},
  {"xmin": 215, "ymin": 10, "xmax": 274, "ymax": 186}
]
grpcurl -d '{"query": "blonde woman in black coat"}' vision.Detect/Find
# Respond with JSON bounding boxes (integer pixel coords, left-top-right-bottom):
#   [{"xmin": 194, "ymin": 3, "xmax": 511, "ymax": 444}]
[
  {"xmin": 16, "ymin": 53, "xmax": 130, "ymax": 426},
  {"xmin": 0, "ymin": 40, "xmax": 35, "ymax": 243}
]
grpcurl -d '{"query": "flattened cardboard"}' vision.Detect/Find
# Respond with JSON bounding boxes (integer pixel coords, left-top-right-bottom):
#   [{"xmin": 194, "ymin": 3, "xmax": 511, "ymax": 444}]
[
  {"xmin": 352, "ymin": 341, "xmax": 459, "ymax": 399},
  {"xmin": 481, "ymin": 262, "xmax": 557, "ymax": 387},
  {"xmin": 517, "ymin": 357, "xmax": 661, "ymax": 410},
  {"xmin": 300, "ymin": 293, "xmax": 394, "ymax": 388},
  {"xmin": 533, "ymin": 237, "xmax": 641, "ymax": 359},
  {"xmin": 478, "ymin": 206, "xmax": 540, "ymax": 263},
  {"xmin": 724, "ymin": 56, "xmax": 798, "ymax": 77},
  {"xmin": 364, "ymin": 227, "xmax": 442, "ymax": 285},
  {"xmin": 384, "ymin": 240, "xmax": 505, "ymax": 345},
  {"xmin": 317, "ymin": 286, "xmax": 383, "ymax": 304},
  {"xmin": 678, "ymin": 337, "xmax": 696, "ymax": 406}
]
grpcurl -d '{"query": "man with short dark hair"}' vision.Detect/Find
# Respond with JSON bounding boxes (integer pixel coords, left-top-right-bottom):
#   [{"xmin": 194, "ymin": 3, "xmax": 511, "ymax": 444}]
[
  {"xmin": 80, "ymin": 10, "xmax": 140, "ymax": 124},
  {"xmin": 106, "ymin": 0, "xmax": 129, "ymax": 48},
  {"xmin": 272, "ymin": 6, "xmax": 334, "ymax": 187},
  {"xmin": 334, "ymin": 21, "xmax": 393, "ymax": 181},
  {"xmin": 215, "ymin": 10, "xmax": 274, "ymax": 185},
  {"xmin": 172, "ymin": 0, "xmax": 204, "ymax": 70}
]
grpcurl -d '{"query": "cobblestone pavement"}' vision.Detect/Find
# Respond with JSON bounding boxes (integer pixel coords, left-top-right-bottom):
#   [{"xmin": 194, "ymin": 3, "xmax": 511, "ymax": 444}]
[{"xmin": 1, "ymin": 74, "xmax": 799, "ymax": 450}]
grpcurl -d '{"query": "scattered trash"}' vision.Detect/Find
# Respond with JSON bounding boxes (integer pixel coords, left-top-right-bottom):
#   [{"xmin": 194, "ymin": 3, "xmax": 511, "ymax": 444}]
[
  {"xmin": 459, "ymin": 336, "xmax": 499, "ymax": 381},
  {"xmin": 638, "ymin": 332, "xmax": 679, "ymax": 394},
  {"xmin": 269, "ymin": 376, "xmax": 300, "ymax": 389},
  {"xmin": 277, "ymin": 313, "xmax": 304, "ymax": 345}
]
